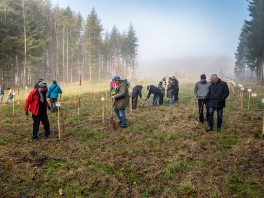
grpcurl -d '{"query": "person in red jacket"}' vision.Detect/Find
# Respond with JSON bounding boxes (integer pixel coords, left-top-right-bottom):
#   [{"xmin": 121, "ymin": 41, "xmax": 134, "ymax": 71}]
[{"xmin": 24, "ymin": 81, "xmax": 51, "ymax": 140}]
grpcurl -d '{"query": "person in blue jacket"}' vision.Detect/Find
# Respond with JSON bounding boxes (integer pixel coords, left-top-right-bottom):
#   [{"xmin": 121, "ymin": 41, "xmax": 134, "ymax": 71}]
[
  {"xmin": 145, "ymin": 85, "xmax": 161, "ymax": 106},
  {"xmin": 47, "ymin": 80, "xmax": 62, "ymax": 113}
]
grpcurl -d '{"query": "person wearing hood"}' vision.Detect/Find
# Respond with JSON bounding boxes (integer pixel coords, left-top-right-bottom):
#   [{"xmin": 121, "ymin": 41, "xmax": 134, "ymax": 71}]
[
  {"xmin": 205, "ymin": 74, "xmax": 229, "ymax": 132},
  {"xmin": 145, "ymin": 85, "xmax": 161, "ymax": 106},
  {"xmin": 194, "ymin": 74, "xmax": 211, "ymax": 124},
  {"xmin": 47, "ymin": 80, "xmax": 62, "ymax": 113},
  {"xmin": 132, "ymin": 85, "xmax": 143, "ymax": 109},
  {"xmin": 110, "ymin": 76, "xmax": 130, "ymax": 128},
  {"xmin": 24, "ymin": 81, "xmax": 51, "ymax": 140}
]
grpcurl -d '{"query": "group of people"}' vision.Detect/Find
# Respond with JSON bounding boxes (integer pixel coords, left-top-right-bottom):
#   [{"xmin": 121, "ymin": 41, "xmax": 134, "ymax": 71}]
[
  {"xmin": 20, "ymin": 73, "xmax": 229, "ymax": 140},
  {"xmin": 111, "ymin": 73, "xmax": 229, "ymax": 132},
  {"xmin": 145, "ymin": 76, "xmax": 179, "ymax": 106},
  {"xmin": 0, "ymin": 87, "xmax": 14, "ymax": 105},
  {"xmin": 194, "ymin": 74, "xmax": 229, "ymax": 132}
]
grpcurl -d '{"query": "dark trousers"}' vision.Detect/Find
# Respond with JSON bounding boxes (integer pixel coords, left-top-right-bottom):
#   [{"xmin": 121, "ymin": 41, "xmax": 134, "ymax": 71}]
[
  {"xmin": 208, "ymin": 107, "xmax": 223, "ymax": 129},
  {"xmin": 132, "ymin": 97, "xmax": 138, "ymax": 109},
  {"xmin": 32, "ymin": 112, "xmax": 50, "ymax": 138},
  {"xmin": 173, "ymin": 89, "xmax": 179, "ymax": 101},
  {"xmin": 50, "ymin": 98, "xmax": 57, "ymax": 113},
  {"xmin": 159, "ymin": 96, "xmax": 164, "ymax": 105},
  {"xmin": 198, "ymin": 99, "xmax": 209, "ymax": 123}
]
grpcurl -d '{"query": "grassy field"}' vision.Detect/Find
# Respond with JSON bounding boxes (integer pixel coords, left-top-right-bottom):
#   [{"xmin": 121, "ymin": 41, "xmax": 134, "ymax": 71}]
[{"xmin": 0, "ymin": 80, "xmax": 264, "ymax": 197}]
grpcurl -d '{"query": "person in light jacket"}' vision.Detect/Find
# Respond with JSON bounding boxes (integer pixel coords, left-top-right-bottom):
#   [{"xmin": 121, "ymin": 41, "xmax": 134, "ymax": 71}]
[
  {"xmin": 47, "ymin": 80, "xmax": 62, "ymax": 113},
  {"xmin": 194, "ymin": 74, "xmax": 211, "ymax": 124}
]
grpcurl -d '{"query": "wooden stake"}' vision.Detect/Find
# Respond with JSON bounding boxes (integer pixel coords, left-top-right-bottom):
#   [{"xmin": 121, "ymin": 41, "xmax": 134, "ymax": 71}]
[
  {"xmin": 102, "ymin": 94, "xmax": 104, "ymax": 124},
  {"xmin": 93, "ymin": 85, "xmax": 95, "ymax": 103},
  {"xmin": 130, "ymin": 87, "xmax": 133, "ymax": 113},
  {"xmin": 248, "ymin": 87, "xmax": 251, "ymax": 110},
  {"xmin": 78, "ymin": 75, "xmax": 81, "ymax": 115},
  {"xmin": 262, "ymin": 116, "xmax": 264, "ymax": 135},
  {"xmin": 241, "ymin": 88, "xmax": 244, "ymax": 108},
  {"xmin": 57, "ymin": 98, "xmax": 61, "ymax": 139},
  {"xmin": 251, "ymin": 97, "xmax": 255, "ymax": 121}
]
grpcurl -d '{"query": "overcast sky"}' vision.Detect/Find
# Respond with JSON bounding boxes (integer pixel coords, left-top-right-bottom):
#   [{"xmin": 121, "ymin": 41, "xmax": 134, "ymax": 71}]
[{"xmin": 51, "ymin": 0, "xmax": 250, "ymax": 79}]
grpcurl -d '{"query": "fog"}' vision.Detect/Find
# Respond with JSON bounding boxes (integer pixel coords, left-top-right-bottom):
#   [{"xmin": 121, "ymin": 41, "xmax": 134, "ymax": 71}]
[
  {"xmin": 51, "ymin": 0, "xmax": 249, "ymax": 81},
  {"xmin": 137, "ymin": 56, "xmax": 234, "ymax": 81}
]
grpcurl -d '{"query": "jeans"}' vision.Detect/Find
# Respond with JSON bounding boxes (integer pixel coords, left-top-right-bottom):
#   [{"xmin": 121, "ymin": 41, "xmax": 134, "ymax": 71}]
[
  {"xmin": 208, "ymin": 107, "xmax": 223, "ymax": 129},
  {"xmin": 114, "ymin": 106, "xmax": 127, "ymax": 127},
  {"xmin": 152, "ymin": 95, "xmax": 159, "ymax": 106},
  {"xmin": 32, "ymin": 112, "xmax": 51, "ymax": 138},
  {"xmin": 49, "ymin": 98, "xmax": 57, "ymax": 113},
  {"xmin": 168, "ymin": 97, "xmax": 174, "ymax": 105},
  {"xmin": 198, "ymin": 99, "xmax": 210, "ymax": 123},
  {"xmin": 5, "ymin": 97, "xmax": 12, "ymax": 104}
]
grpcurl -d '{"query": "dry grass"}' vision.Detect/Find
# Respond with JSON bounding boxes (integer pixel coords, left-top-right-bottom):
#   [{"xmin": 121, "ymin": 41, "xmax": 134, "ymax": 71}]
[{"xmin": 0, "ymin": 82, "xmax": 264, "ymax": 197}]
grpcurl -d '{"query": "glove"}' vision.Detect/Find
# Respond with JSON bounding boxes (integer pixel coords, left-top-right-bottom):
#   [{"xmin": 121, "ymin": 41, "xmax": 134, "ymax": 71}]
[
  {"xmin": 25, "ymin": 112, "xmax": 28, "ymax": 115},
  {"xmin": 48, "ymin": 106, "xmax": 51, "ymax": 110}
]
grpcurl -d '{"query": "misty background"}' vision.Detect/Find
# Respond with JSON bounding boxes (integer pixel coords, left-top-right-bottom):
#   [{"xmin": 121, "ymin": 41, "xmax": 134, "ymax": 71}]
[{"xmin": 52, "ymin": 0, "xmax": 249, "ymax": 80}]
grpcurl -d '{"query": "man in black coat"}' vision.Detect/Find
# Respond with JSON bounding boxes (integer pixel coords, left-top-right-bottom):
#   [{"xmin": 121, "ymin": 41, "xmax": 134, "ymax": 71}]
[
  {"xmin": 171, "ymin": 76, "xmax": 179, "ymax": 101},
  {"xmin": 132, "ymin": 85, "xmax": 143, "ymax": 109},
  {"xmin": 205, "ymin": 74, "xmax": 229, "ymax": 132},
  {"xmin": 145, "ymin": 85, "xmax": 161, "ymax": 106}
]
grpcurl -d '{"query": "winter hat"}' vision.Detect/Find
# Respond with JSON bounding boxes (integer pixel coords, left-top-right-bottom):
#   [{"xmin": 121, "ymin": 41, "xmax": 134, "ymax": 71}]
[
  {"xmin": 200, "ymin": 74, "xmax": 206, "ymax": 79},
  {"xmin": 113, "ymin": 76, "xmax": 121, "ymax": 82},
  {"xmin": 52, "ymin": 80, "xmax": 57, "ymax": 84},
  {"xmin": 39, "ymin": 78, "xmax": 44, "ymax": 81},
  {"xmin": 139, "ymin": 85, "xmax": 143, "ymax": 88},
  {"xmin": 172, "ymin": 76, "xmax": 175, "ymax": 79},
  {"xmin": 38, "ymin": 81, "xmax": 47, "ymax": 87}
]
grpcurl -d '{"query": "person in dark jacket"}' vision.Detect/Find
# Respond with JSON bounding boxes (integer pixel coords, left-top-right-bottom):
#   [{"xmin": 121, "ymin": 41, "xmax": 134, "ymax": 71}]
[
  {"xmin": 145, "ymin": 85, "xmax": 161, "ymax": 106},
  {"xmin": 171, "ymin": 76, "xmax": 179, "ymax": 101},
  {"xmin": 110, "ymin": 76, "xmax": 130, "ymax": 128},
  {"xmin": 205, "ymin": 74, "xmax": 229, "ymax": 132},
  {"xmin": 167, "ymin": 77, "xmax": 174, "ymax": 105},
  {"xmin": 158, "ymin": 81, "xmax": 165, "ymax": 105},
  {"xmin": 132, "ymin": 85, "xmax": 143, "ymax": 109},
  {"xmin": 34, "ymin": 78, "xmax": 44, "ymax": 89},
  {"xmin": 47, "ymin": 80, "xmax": 62, "ymax": 113},
  {"xmin": 194, "ymin": 74, "xmax": 211, "ymax": 124},
  {"xmin": 24, "ymin": 81, "xmax": 51, "ymax": 140}
]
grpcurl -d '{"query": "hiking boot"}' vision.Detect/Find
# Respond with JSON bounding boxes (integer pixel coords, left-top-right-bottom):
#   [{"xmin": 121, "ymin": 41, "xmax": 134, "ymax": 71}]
[
  {"xmin": 206, "ymin": 127, "xmax": 213, "ymax": 132},
  {"xmin": 122, "ymin": 126, "xmax": 127, "ymax": 128},
  {"xmin": 199, "ymin": 121, "xmax": 204, "ymax": 124},
  {"xmin": 217, "ymin": 128, "xmax": 221, "ymax": 132}
]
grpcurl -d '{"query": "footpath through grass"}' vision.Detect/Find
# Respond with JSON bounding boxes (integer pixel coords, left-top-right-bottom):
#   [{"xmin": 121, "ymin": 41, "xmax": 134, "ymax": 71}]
[{"xmin": 0, "ymin": 81, "xmax": 264, "ymax": 197}]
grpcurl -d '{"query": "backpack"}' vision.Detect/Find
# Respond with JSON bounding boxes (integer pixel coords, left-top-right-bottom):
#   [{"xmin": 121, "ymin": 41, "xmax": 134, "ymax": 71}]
[{"xmin": 124, "ymin": 79, "xmax": 130, "ymax": 88}]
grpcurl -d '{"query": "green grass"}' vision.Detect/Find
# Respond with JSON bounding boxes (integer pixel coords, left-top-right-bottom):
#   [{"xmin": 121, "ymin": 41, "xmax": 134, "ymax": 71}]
[{"xmin": 1, "ymin": 81, "xmax": 264, "ymax": 197}]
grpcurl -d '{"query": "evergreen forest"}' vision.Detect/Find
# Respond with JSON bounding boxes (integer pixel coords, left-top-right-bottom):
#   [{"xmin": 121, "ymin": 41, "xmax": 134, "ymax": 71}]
[
  {"xmin": 235, "ymin": 0, "xmax": 264, "ymax": 81},
  {"xmin": 0, "ymin": 0, "xmax": 138, "ymax": 88}
]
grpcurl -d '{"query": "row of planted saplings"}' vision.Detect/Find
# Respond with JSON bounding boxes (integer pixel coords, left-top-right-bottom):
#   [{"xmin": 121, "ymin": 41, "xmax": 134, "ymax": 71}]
[{"xmin": 225, "ymin": 79, "xmax": 264, "ymax": 135}]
